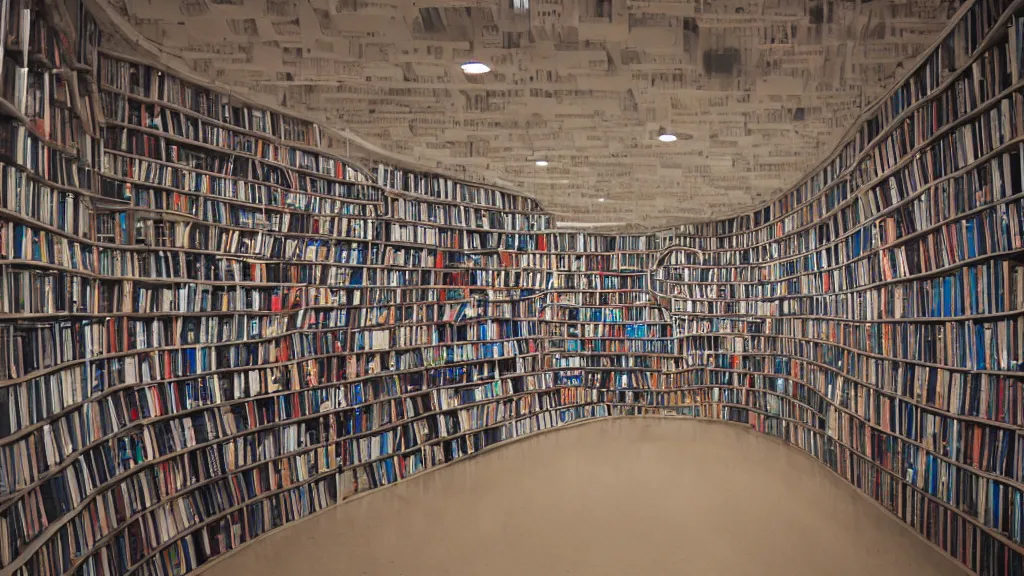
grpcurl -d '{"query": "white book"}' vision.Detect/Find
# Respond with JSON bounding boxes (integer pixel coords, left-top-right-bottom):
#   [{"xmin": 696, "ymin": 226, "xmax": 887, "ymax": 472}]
[
  {"xmin": 19, "ymin": 8, "xmax": 29, "ymax": 68},
  {"xmin": 41, "ymin": 423, "xmax": 56, "ymax": 465}
]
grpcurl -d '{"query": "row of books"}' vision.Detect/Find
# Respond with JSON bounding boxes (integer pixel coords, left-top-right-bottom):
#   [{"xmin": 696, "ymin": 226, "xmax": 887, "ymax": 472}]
[
  {"xmin": 652, "ymin": 142, "xmax": 1015, "ymax": 275},
  {"xmin": 546, "ymin": 291, "xmax": 652, "ymax": 307},
  {"xmin": 128, "ymin": 217, "xmax": 378, "ymax": 253},
  {"xmin": 0, "ymin": 315, "xmax": 539, "ymax": 385},
  {"xmin": 544, "ymin": 322, "xmax": 672, "ymax": 340},
  {"xmin": 0, "ymin": 268, "xmax": 335, "ymax": 314},
  {"xmin": 866, "ymin": 78, "xmax": 1022, "ymax": 187},
  {"xmin": 2, "ymin": 372, "xmax": 557, "ymax": 529},
  {"xmin": 542, "ymin": 305, "xmax": 671, "ymax": 323},
  {"xmin": 387, "ymin": 222, "xmax": 546, "ymax": 252},
  {"xmin": 543, "ymin": 354, "xmax": 681, "ymax": 371},
  {"xmin": 348, "ymin": 299, "xmax": 537, "ymax": 327},
  {"xmin": 388, "ymin": 195, "xmax": 550, "ymax": 232},
  {"xmin": 99, "ymin": 89, "xmax": 368, "ymax": 185},
  {"xmin": 123, "ymin": 403, "xmax": 607, "ymax": 576},
  {"xmin": 763, "ymin": 317, "xmax": 1023, "ymax": 372},
  {"xmin": 656, "ymin": 257, "xmax": 1024, "ymax": 320},
  {"xmin": 1, "ymin": 62, "xmax": 83, "ymax": 153},
  {"xmin": 674, "ymin": 328, "xmax": 1021, "ymax": 380},
  {"xmin": 670, "ymin": 345, "xmax": 1024, "ymax": 422},
  {"xmin": 130, "ymin": 192, "xmax": 378, "ymax": 234},
  {"xmin": 657, "ymin": 199, "xmax": 1024, "ymax": 305},
  {"xmin": 663, "ymin": 365, "xmax": 1024, "ymax": 483},
  {"xmin": 0, "ymin": 162, "xmax": 92, "ymax": 239},
  {"xmin": 378, "ymin": 246, "xmax": 646, "ymax": 271},
  {"xmin": 547, "ymin": 338, "xmax": 676, "ymax": 355},
  {"xmin": 97, "ymin": 57, "xmax": 355, "ymax": 155},
  {"xmin": 2, "ymin": 219, "xmax": 382, "ymax": 268},
  {"xmin": 0, "ymin": 119, "xmax": 84, "ymax": 189},
  {"xmin": 349, "ymin": 320, "xmax": 537, "ymax": 350},
  {"xmin": 376, "ymin": 164, "xmax": 544, "ymax": 213},
  {"xmin": 659, "ymin": 129, "xmax": 1024, "ymax": 274},
  {"xmin": 1, "ymin": 396, "xmax": 612, "ymax": 574},
  {"xmin": 101, "ymin": 151, "xmax": 380, "ymax": 207},
  {"xmin": 0, "ymin": 354, "xmax": 562, "ymax": 469},
  {"xmin": 660, "ymin": 86, "xmax": 1020, "ymax": 257},
  {"xmin": 663, "ymin": 0, "xmax": 1014, "ymax": 241}
]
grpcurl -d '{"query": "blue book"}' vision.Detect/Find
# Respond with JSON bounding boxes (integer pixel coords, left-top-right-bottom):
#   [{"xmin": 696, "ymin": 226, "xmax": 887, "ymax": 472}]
[
  {"xmin": 182, "ymin": 536, "xmax": 194, "ymax": 570},
  {"xmin": 927, "ymin": 455, "xmax": 937, "ymax": 494},
  {"xmin": 31, "ymin": 230, "xmax": 42, "ymax": 261},
  {"xmin": 975, "ymin": 324, "xmax": 986, "ymax": 370},
  {"xmin": 943, "ymin": 277, "xmax": 953, "ymax": 317},
  {"xmin": 991, "ymin": 484, "xmax": 1000, "ymax": 526},
  {"xmin": 968, "ymin": 267, "xmax": 978, "ymax": 315},
  {"xmin": 1015, "ymin": 492, "xmax": 1023, "ymax": 542},
  {"xmin": 965, "ymin": 219, "xmax": 977, "ymax": 258}
]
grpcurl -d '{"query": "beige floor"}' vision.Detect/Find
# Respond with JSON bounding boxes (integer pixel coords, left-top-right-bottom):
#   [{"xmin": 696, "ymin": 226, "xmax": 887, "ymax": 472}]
[{"xmin": 198, "ymin": 418, "xmax": 966, "ymax": 576}]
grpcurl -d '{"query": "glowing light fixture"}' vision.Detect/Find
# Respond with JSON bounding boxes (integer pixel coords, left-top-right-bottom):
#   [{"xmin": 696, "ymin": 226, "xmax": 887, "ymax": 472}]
[
  {"xmin": 461, "ymin": 61, "xmax": 491, "ymax": 74},
  {"xmin": 657, "ymin": 127, "xmax": 678, "ymax": 142},
  {"xmin": 598, "ymin": 198, "xmax": 605, "ymax": 202},
  {"xmin": 535, "ymin": 160, "xmax": 549, "ymax": 167}
]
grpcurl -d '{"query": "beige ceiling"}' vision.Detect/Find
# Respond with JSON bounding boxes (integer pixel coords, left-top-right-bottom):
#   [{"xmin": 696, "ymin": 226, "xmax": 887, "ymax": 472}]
[{"xmin": 96, "ymin": 0, "xmax": 955, "ymax": 229}]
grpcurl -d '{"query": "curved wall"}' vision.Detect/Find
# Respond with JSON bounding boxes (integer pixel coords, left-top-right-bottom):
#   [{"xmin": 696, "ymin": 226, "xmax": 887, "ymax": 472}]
[{"xmin": 0, "ymin": 1, "xmax": 1022, "ymax": 576}]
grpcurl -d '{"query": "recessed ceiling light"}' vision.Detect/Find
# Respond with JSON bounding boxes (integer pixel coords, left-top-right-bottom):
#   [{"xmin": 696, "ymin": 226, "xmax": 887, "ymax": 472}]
[
  {"xmin": 598, "ymin": 198, "xmax": 605, "ymax": 202},
  {"xmin": 535, "ymin": 160, "xmax": 549, "ymax": 166},
  {"xmin": 461, "ymin": 61, "xmax": 490, "ymax": 74},
  {"xmin": 657, "ymin": 126, "xmax": 677, "ymax": 142}
]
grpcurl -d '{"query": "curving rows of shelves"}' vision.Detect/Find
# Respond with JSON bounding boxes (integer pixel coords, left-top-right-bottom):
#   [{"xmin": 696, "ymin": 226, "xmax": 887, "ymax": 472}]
[{"xmin": 0, "ymin": 0, "xmax": 1022, "ymax": 575}]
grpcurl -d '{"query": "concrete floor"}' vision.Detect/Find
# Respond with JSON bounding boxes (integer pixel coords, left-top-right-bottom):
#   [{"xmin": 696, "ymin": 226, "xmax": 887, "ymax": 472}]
[{"xmin": 198, "ymin": 418, "xmax": 966, "ymax": 576}]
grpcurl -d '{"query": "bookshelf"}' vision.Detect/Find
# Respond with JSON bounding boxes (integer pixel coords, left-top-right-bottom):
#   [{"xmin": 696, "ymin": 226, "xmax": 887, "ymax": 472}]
[
  {"xmin": 643, "ymin": 1, "xmax": 1024, "ymax": 574},
  {"xmin": 0, "ymin": 0, "xmax": 1021, "ymax": 575}
]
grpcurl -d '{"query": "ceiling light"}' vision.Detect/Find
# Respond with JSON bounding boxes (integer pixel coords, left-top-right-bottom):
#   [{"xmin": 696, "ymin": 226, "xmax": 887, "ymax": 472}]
[
  {"xmin": 535, "ymin": 160, "xmax": 549, "ymax": 167},
  {"xmin": 598, "ymin": 198, "xmax": 605, "ymax": 202},
  {"xmin": 657, "ymin": 127, "xmax": 677, "ymax": 142},
  {"xmin": 461, "ymin": 61, "xmax": 490, "ymax": 74}
]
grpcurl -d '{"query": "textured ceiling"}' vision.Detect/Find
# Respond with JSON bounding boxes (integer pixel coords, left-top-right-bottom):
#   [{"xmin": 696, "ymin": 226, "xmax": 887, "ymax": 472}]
[{"xmin": 96, "ymin": 0, "xmax": 955, "ymax": 229}]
